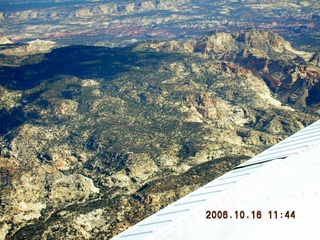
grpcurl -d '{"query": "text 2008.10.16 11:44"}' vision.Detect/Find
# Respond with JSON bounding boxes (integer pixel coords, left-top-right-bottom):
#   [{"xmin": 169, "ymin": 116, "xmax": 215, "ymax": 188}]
[{"xmin": 205, "ymin": 210, "xmax": 296, "ymax": 219}]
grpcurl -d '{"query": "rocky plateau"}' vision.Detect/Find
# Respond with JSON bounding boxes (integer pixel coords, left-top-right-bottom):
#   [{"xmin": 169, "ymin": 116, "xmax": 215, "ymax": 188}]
[{"xmin": 0, "ymin": 29, "xmax": 319, "ymax": 239}]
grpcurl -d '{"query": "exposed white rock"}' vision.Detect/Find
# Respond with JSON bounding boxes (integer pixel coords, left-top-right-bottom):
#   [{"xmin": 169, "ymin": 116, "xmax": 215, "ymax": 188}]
[
  {"xmin": 0, "ymin": 86, "xmax": 22, "ymax": 110},
  {"xmin": 74, "ymin": 209, "xmax": 107, "ymax": 239},
  {"xmin": 12, "ymin": 202, "xmax": 46, "ymax": 224},
  {"xmin": 57, "ymin": 100, "xmax": 79, "ymax": 116},
  {"xmin": 0, "ymin": 39, "xmax": 56, "ymax": 56},
  {"xmin": 245, "ymin": 75, "xmax": 294, "ymax": 111},
  {"xmin": 81, "ymin": 79, "xmax": 100, "ymax": 87},
  {"xmin": 0, "ymin": 223, "xmax": 11, "ymax": 240},
  {"xmin": 0, "ymin": 34, "xmax": 13, "ymax": 44},
  {"xmin": 50, "ymin": 174, "xmax": 99, "ymax": 202},
  {"xmin": 181, "ymin": 105, "xmax": 203, "ymax": 123}
]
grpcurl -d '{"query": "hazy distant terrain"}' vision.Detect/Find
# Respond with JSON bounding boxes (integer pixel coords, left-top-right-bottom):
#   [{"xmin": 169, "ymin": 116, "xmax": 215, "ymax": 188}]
[{"xmin": 1, "ymin": 0, "xmax": 319, "ymax": 49}]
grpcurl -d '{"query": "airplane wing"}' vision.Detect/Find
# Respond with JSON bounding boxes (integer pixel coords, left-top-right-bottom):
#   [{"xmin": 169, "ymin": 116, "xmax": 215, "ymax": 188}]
[{"xmin": 112, "ymin": 119, "xmax": 320, "ymax": 240}]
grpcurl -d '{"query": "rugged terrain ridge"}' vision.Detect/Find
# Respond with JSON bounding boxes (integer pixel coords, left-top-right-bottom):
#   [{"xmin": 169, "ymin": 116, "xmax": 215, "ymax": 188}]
[{"xmin": 0, "ymin": 29, "xmax": 319, "ymax": 239}]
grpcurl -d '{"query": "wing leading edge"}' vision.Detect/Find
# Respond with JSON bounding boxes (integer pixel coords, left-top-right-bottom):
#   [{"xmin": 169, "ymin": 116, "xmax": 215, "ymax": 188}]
[{"xmin": 112, "ymin": 120, "xmax": 320, "ymax": 240}]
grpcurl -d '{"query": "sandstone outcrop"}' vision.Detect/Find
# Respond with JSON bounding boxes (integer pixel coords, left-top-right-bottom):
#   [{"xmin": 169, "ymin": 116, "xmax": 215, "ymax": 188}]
[
  {"xmin": 140, "ymin": 29, "xmax": 320, "ymax": 109},
  {"xmin": 0, "ymin": 32, "xmax": 12, "ymax": 44},
  {"xmin": 0, "ymin": 39, "xmax": 57, "ymax": 56}
]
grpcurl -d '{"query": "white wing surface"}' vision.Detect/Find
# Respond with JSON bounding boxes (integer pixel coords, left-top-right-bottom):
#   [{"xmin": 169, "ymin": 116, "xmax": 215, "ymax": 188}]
[{"xmin": 112, "ymin": 120, "xmax": 320, "ymax": 240}]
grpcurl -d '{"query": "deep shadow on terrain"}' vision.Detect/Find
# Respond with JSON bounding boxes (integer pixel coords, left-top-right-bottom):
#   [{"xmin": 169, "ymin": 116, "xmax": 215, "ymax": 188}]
[
  {"xmin": 0, "ymin": 44, "xmax": 172, "ymax": 135},
  {"xmin": 0, "ymin": 45, "xmax": 168, "ymax": 90}
]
